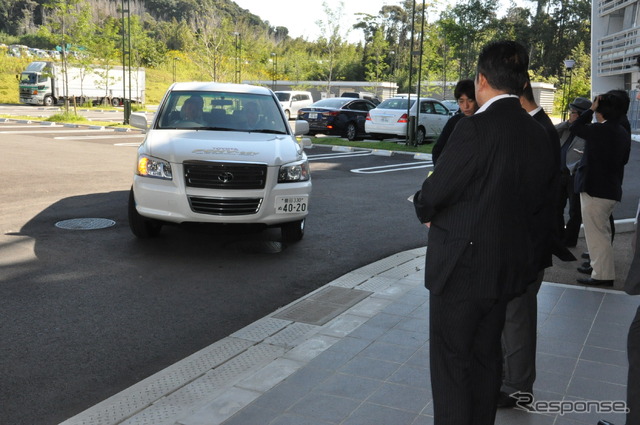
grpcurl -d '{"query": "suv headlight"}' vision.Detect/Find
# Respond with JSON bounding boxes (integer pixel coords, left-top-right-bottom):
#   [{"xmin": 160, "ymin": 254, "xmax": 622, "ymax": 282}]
[
  {"xmin": 278, "ymin": 160, "xmax": 310, "ymax": 183},
  {"xmin": 136, "ymin": 155, "xmax": 173, "ymax": 180}
]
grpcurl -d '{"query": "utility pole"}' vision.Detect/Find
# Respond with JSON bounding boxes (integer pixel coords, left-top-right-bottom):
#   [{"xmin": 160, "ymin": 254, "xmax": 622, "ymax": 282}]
[{"xmin": 121, "ymin": 0, "xmax": 131, "ymax": 124}]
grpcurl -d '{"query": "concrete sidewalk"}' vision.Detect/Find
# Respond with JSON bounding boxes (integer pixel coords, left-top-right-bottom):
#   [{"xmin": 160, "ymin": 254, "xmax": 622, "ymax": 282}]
[{"xmin": 61, "ymin": 229, "xmax": 639, "ymax": 425}]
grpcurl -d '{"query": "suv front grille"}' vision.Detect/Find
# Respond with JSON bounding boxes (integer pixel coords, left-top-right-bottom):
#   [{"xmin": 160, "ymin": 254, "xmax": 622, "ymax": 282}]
[
  {"xmin": 184, "ymin": 162, "xmax": 267, "ymax": 190},
  {"xmin": 188, "ymin": 197, "xmax": 263, "ymax": 215}
]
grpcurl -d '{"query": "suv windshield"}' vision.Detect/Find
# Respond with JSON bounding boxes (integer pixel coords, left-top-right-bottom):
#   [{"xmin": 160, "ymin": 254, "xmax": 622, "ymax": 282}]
[
  {"xmin": 275, "ymin": 92, "xmax": 291, "ymax": 101},
  {"xmin": 157, "ymin": 91, "xmax": 288, "ymax": 133}
]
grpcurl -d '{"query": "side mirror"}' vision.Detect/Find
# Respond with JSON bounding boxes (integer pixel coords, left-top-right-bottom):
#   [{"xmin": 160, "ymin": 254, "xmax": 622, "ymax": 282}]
[
  {"xmin": 294, "ymin": 120, "xmax": 309, "ymax": 136},
  {"xmin": 130, "ymin": 112, "xmax": 148, "ymax": 131}
]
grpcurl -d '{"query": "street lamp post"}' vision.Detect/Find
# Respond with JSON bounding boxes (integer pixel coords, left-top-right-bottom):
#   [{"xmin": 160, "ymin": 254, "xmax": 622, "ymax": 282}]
[
  {"xmin": 173, "ymin": 57, "xmax": 180, "ymax": 83},
  {"xmin": 233, "ymin": 32, "xmax": 241, "ymax": 84},
  {"xmin": 561, "ymin": 59, "xmax": 576, "ymax": 121},
  {"xmin": 271, "ymin": 52, "xmax": 278, "ymax": 90}
]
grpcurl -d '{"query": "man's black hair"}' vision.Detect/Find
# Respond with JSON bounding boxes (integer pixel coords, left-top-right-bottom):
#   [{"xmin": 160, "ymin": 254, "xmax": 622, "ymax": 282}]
[
  {"xmin": 521, "ymin": 77, "xmax": 535, "ymax": 103},
  {"xmin": 597, "ymin": 90, "xmax": 630, "ymax": 121},
  {"xmin": 454, "ymin": 79, "xmax": 475, "ymax": 100},
  {"xmin": 477, "ymin": 40, "xmax": 529, "ymax": 96}
]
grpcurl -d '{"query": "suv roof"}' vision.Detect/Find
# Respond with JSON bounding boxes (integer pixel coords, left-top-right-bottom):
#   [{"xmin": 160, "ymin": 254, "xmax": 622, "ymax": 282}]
[{"xmin": 169, "ymin": 82, "xmax": 271, "ymax": 95}]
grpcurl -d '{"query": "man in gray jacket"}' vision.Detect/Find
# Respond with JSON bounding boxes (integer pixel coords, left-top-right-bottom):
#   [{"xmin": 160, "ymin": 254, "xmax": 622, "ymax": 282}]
[{"xmin": 556, "ymin": 97, "xmax": 591, "ymax": 247}]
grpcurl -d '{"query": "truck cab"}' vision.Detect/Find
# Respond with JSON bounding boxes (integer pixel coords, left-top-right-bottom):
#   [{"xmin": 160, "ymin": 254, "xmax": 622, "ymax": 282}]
[{"xmin": 18, "ymin": 61, "xmax": 55, "ymax": 106}]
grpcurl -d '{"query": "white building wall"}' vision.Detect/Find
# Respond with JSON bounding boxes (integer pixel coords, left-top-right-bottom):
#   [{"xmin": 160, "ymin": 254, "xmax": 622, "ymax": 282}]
[{"xmin": 593, "ymin": 0, "xmax": 640, "ymax": 129}]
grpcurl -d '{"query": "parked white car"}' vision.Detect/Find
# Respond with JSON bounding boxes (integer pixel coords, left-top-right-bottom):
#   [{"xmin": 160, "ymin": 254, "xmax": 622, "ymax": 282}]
[
  {"xmin": 128, "ymin": 82, "xmax": 312, "ymax": 242},
  {"xmin": 365, "ymin": 97, "xmax": 451, "ymax": 144},
  {"xmin": 274, "ymin": 91, "xmax": 314, "ymax": 120}
]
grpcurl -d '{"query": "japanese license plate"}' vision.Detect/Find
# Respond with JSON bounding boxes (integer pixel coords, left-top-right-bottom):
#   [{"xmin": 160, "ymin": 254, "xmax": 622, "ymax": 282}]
[
  {"xmin": 308, "ymin": 113, "xmax": 318, "ymax": 119},
  {"xmin": 275, "ymin": 195, "xmax": 309, "ymax": 213}
]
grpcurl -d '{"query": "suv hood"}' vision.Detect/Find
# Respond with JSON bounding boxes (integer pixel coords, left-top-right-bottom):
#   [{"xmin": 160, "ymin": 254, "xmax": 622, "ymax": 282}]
[{"xmin": 143, "ymin": 129, "xmax": 304, "ymax": 165}]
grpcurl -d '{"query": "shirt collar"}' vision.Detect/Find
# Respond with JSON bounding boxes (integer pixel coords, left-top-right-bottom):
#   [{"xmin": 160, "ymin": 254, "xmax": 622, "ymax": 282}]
[
  {"xmin": 528, "ymin": 106, "xmax": 542, "ymax": 117},
  {"xmin": 476, "ymin": 94, "xmax": 519, "ymax": 114}
]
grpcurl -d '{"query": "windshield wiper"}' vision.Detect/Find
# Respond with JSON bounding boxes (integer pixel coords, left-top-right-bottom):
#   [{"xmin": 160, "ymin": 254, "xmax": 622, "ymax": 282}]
[
  {"xmin": 247, "ymin": 129, "xmax": 287, "ymax": 134},
  {"xmin": 196, "ymin": 126, "xmax": 236, "ymax": 131}
]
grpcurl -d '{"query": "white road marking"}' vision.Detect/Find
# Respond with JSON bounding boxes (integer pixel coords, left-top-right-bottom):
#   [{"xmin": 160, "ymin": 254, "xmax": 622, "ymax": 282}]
[
  {"xmin": 307, "ymin": 152, "xmax": 373, "ymax": 161},
  {"xmin": 54, "ymin": 134, "xmax": 144, "ymax": 140},
  {"xmin": 351, "ymin": 162, "xmax": 432, "ymax": 174}
]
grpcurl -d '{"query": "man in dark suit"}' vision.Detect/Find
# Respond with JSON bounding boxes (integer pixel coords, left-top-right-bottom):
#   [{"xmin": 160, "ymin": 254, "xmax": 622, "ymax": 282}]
[
  {"xmin": 598, "ymin": 200, "xmax": 640, "ymax": 425},
  {"xmin": 413, "ymin": 41, "xmax": 556, "ymax": 425},
  {"xmin": 572, "ymin": 91, "xmax": 631, "ymax": 286},
  {"xmin": 498, "ymin": 82, "xmax": 568, "ymax": 408}
]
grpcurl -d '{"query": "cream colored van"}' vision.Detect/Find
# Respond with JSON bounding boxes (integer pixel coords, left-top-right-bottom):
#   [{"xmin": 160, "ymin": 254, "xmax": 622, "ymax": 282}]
[{"xmin": 274, "ymin": 91, "xmax": 314, "ymax": 120}]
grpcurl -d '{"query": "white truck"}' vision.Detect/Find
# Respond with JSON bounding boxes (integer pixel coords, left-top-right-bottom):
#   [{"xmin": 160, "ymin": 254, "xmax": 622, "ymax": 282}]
[{"xmin": 18, "ymin": 61, "xmax": 145, "ymax": 107}]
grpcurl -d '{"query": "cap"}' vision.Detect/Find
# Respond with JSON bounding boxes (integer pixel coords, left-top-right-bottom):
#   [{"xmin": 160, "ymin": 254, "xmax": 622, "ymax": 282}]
[{"xmin": 569, "ymin": 97, "xmax": 592, "ymax": 112}]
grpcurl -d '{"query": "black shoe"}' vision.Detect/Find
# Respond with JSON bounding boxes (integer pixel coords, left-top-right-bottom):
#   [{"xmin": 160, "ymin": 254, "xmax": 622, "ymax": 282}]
[
  {"xmin": 577, "ymin": 277, "xmax": 614, "ymax": 287},
  {"xmin": 597, "ymin": 421, "xmax": 615, "ymax": 425},
  {"xmin": 582, "ymin": 252, "xmax": 590, "ymax": 259},
  {"xmin": 582, "ymin": 261, "xmax": 591, "ymax": 268},
  {"xmin": 553, "ymin": 245, "xmax": 577, "ymax": 262},
  {"xmin": 578, "ymin": 265, "xmax": 593, "ymax": 274},
  {"xmin": 496, "ymin": 391, "xmax": 517, "ymax": 408}
]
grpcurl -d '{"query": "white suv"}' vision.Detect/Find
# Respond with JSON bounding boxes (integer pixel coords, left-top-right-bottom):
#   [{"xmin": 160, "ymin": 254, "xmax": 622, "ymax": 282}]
[
  {"xmin": 274, "ymin": 91, "xmax": 314, "ymax": 120},
  {"xmin": 128, "ymin": 82, "xmax": 312, "ymax": 242}
]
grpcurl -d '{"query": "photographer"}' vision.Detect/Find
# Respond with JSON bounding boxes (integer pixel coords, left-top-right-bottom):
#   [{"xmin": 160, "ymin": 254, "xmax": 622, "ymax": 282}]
[{"xmin": 571, "ymin": 90, "xmax": 631, "ymax": 286}]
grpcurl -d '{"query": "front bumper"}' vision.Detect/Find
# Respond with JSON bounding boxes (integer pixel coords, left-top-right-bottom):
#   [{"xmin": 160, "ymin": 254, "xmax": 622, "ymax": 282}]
[{"xmin": 132, "ymin": 164, "xmax": 311, "ymax": 226}]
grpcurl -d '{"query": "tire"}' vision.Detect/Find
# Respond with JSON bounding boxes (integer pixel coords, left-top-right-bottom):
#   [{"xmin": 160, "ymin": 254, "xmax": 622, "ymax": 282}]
[
  {"xmin": 128, "ymin": 188, "xmax": 162, "ymax": 238},
  {"xmin": 416, "ymin": 127, "xmax": 426, "ymax": 145},
  {"xmin": 111, "ymin": 97, "xmax": 121, "ymax": 107},
  {"xmin": 281, "ymin": 218, "xmax": 305, "ymax": 242},
  {"xmin": 43, "ymin": 96, "xmax": 54, "ymax": 107},
  {"xmin": 345, "ymin": 122, "xmax": 358, "ymax": 141}
]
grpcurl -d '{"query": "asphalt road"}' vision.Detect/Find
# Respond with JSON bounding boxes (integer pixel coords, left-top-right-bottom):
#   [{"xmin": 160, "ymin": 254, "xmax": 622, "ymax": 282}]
[
  {"xmin": 1, "ymin": 113, "xmax": 639, "ymax": 425},
  {"xmin": 0, "ymin": 122, "xmax": 433, "ymax": 424}
]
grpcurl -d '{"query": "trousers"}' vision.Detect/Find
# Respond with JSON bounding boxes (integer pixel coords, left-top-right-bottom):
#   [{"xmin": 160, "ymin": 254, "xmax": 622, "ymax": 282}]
[
  {"xmin": 501, "ymin": 271, "xmax": 544, "ymax": 395},
  {"xmin": 580, "ymin": 192, "xmax": 616, "ymax": 280}
]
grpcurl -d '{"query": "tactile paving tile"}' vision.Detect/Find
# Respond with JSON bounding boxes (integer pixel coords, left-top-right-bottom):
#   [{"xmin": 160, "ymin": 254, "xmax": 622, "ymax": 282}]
[
  {"xmin": 264, "ymin": 322, "xmax": 319, "ymax": 348},
  {"xmin": 230, "ymin": 317, "xmax": 292, "ymax": 342},
  {"xmin": 328, "ymin": 272, "xmax": 372, "ymax": 288},
  {"xmin": 352, "ymin": 251, "xmax": 421, "ymax": 276},
  {"xmin": 59, "ymin": 338, "xmax": 254, "ymax": 425},
  {"xmin": 121, "ymin": 344, "xmax": 285, "ymax": 425},
  {"xmin": 356, "ymin": 276, "xmax": 397, "ymax": 292},
  {"xmin": 379, "ymin": 257, "xmax": 425, "ymax": 279}
]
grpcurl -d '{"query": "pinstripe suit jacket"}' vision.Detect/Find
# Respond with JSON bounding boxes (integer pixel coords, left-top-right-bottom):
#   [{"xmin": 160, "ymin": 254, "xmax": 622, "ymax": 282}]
[{"xmin": 414, "ymin": 97, "xmax": 556, "ymax": 300}]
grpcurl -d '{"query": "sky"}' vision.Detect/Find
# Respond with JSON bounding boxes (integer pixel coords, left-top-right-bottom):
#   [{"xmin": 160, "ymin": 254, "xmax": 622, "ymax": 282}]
[{"xmin": 233, "ymin": 0, "xmax": 522, "ymax": 44}]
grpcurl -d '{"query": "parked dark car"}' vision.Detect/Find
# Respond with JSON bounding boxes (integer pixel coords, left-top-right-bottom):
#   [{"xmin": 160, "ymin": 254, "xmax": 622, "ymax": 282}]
[{"xmin": 297, "ymin": 98, "xmax": 378, "ymax": 141}]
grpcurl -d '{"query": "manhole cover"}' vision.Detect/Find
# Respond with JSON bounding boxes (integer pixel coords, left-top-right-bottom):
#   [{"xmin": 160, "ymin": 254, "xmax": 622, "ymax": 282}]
[{"xmin": 55, "ymin": 218, "xmax": 116, "ymax": 230}]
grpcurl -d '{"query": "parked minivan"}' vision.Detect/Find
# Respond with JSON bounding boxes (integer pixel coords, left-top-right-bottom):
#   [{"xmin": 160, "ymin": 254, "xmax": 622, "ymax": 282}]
[{"xmin": 274, "ymin": 91, "xmax": 314, "ymax": 120}]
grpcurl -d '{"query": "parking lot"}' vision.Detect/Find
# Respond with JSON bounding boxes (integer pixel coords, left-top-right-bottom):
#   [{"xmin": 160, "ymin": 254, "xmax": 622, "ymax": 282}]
[{"xmin": 0, "ymin": 119, "xmax": 443, "ymax": 424}]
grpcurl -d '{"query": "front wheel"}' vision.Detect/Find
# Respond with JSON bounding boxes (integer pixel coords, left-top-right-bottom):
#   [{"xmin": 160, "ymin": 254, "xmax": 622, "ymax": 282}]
[
  {"xmin": 281, "ymin": 219, "xmax": 305, "ymax": 243},
  {"xmin": 43, "ymin": 96, "xmax": 55, "ymax": 107},
  {"xmin": 345, "ymin": 122, "xmax": 358, "ymax": 141},
  {"xmin": 128, "ymin": 188, "xmax": 162, "ymax": 238}
]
